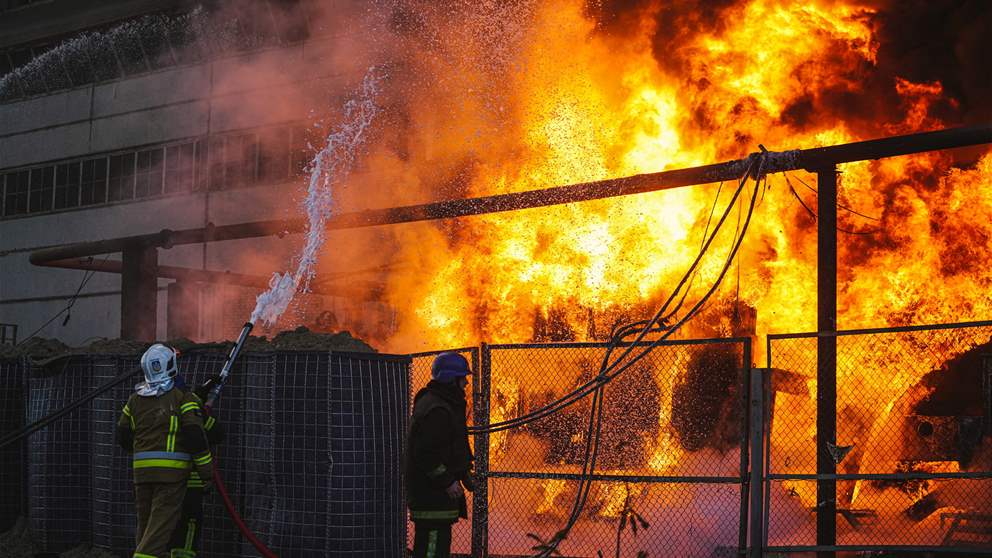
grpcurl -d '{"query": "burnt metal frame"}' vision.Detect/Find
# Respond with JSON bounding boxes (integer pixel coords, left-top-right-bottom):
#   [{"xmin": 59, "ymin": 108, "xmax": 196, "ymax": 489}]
[
  {"xmin": 765, "ymin": 319, "xmax": 992, "ymax": 555},
  {"xmin": 474, "ymin": 337, "xmax": 752, "ymax": 557}
]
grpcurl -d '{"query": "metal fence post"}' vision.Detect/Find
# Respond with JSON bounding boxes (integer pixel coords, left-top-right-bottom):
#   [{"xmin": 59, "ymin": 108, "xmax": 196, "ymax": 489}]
[
  {"xmin": 471, "ymin": 344, "xmax": 490, "ymax": 557},
  {"xmin": 749, "ymin": 365, "xmax": 764, "ymax": 558},
  {"xmin": 738, "ymin": 340, "xmax": 751, "ymax": 554},
  {"xmin": 816, "ymin": 166, "xmax": 839, "ymax": 557}
]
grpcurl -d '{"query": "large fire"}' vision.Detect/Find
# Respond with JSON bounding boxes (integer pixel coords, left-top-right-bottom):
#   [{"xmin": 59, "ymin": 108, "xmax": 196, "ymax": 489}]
[
  {"xmin": 342, "ymin": 0, "xmax": 992, "ymax": 351},
  {"xmin": 311, "ymin": 0, "xmax": 991, "ymax": 550}
]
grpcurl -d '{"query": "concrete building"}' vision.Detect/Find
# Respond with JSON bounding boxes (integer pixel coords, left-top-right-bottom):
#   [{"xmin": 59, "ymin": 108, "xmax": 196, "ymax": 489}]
[{"xmin": 0, "ymin": 0, "xmax": 388, "ymax": 346}]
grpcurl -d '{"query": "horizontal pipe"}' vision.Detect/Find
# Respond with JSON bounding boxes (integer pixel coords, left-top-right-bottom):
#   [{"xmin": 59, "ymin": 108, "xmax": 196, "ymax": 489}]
[{"xmin": 29, "ymin": 124, "xmax": 992, "ymax": 266}]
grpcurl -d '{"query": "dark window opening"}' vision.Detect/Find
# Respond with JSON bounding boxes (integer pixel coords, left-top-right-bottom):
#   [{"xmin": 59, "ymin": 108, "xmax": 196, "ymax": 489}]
[
  {"xmin": 208, "ymin": 136, "xmax": 225, "ymax": 190},
  {"xmin": 134, "ymin": 148, "xmax": 164, "ymax": 198},
  {"xmin": 259, "ymin": 126, "xmax": 291, "ymax": 183},
  {"xmin": 81, "ymin": 158, "xmax": 108, "ymax": 205},
  {"xmin": 108, "ymin": 153, "xmax": 135, "ymax": 202},
  {"xmin": 3, "ymin": 171, "xmax": 29, "ymax": 216},
  {"xmin": 165, "ymin": 142, "xmax": 195, "ymax": 194},
  {"xmin": 54, "ymin": 162, "xmax": 81, "ymax": 209},
  {"xmin": 28, "ymin": 166, "xmax": 54, "ymax": 212}
]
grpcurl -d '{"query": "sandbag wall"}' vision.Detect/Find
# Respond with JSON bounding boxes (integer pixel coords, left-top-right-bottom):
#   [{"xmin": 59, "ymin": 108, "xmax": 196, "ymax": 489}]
[{"xmin": 13, "ymin": 351, "xmax": 409, "ymax": 557}]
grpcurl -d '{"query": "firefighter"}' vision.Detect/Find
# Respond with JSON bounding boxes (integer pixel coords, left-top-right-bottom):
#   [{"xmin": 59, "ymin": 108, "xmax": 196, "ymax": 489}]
[
  {"xmin": 169, "ymin": 375, "xmax": 224, "ymax": 558},
  {"xmin": 116, "ymin": 344, "xmax": 213, "ymax": 558},
  {"xmin": 407, "ymin": 352, "xmax": 475, "ymax": 558}
]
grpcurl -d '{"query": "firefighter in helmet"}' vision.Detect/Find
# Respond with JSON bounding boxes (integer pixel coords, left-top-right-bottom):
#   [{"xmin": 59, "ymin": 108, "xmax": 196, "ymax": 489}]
[
  {"xmin": 407, "ymin": 352, "xmax": 475, "ymax": 558},
  {"xmin": 116, "ymin": 344, "xmax": 213, "ymax": 558}
]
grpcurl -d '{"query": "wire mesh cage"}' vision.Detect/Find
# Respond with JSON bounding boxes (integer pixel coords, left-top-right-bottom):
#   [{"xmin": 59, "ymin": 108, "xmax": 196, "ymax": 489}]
[
  {"xmin": 12, "ymin": 350, "xmax": 409, "ymax": 558},
  {"xmin": 0, "ymin": 357, "xmax": 25, "ymax": 534},
  {"xmin": 766, "ymin": 320, "xmax": 992, "ymax": 553}
]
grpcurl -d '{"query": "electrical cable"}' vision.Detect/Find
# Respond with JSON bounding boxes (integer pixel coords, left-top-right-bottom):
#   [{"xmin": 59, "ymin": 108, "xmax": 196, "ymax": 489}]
[
  {"xmin": 784, "ymin": 174, "xmax": 879, "ymax": 236},
  {"xmin": 790, "ymin": 172, "xmax": 881, "ymax": 221},
  {"xmin": 468, "ymin": 154, "xmax": 763, "ymax": 435},
  {"xmin": 530, "ymin": 157, "xmax": 767, "ymax": 556},
  {"xmin": 14, "ymin": 255, "xmax": 106, "ymax": 347}
]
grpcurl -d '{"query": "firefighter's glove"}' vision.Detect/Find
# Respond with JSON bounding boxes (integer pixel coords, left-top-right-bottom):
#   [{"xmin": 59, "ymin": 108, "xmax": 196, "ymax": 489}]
[
  {"xmin": 461, "ymin": 471, "xmax": 476, "ymax": 492},
  {"xmin": 195, "ymin": 375, "xmax": 222, "ymax": 402},
  {"xmin": 445, "ymin": 480, "xmax": 465, "ymax": 500}
]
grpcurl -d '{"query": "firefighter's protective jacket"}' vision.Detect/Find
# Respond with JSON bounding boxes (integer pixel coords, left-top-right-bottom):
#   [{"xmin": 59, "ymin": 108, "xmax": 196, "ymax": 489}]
[
  {"xmin": 116, "ymin": 388, "xmax": 213, "ymax": 484},
  {"xmin": 406, "ymin": 380, "xmax": 474, "ymax": 523}
]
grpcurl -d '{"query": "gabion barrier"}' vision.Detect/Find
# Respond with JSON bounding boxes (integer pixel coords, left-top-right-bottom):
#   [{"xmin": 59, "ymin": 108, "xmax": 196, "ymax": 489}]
[
  {"xmin": 766, "ymin": 320, "xmax": 992, "ymax": 554},
  {"xmin": 9, "ymin": 351, "xmax": 409, "ymax": 557},
  {"xmin": 0, "ymin": 358, "xmax": 25, "ymax": 534}
]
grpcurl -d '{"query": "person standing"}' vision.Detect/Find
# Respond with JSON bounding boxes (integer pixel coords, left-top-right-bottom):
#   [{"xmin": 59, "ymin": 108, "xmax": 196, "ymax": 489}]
[
  {"xmin": 116, "ymin": 344, "xmax": 214, "ymax": 558},
  {"xmin": 407, "ymin": 352, "xmax": 475, "ymax": 558}
]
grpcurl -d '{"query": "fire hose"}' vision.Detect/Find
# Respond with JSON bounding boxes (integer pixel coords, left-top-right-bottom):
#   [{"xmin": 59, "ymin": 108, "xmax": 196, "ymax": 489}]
[{"xmin": 203, "ymin": 321, "xmax": 280, "ymax": 558}]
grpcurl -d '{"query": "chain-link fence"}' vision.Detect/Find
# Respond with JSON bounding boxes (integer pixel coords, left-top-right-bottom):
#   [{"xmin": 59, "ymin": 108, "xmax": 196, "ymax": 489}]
[
  {"xmin": 765, "ymin": 320, "xmax": 992, "ymax": 554},
  {"xmin": 5, "ymin": 350, "xmax": 409, "ymax": 557},
  {"xmin": 475, "ymin": 338, "xmax": 752, "ymax": 558}
]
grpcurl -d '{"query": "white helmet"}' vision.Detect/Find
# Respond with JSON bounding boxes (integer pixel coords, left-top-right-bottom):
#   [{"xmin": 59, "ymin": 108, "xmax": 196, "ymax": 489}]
[{"xmin": 136, "ymin": 343, "xmax": 178, "ymax": 396}]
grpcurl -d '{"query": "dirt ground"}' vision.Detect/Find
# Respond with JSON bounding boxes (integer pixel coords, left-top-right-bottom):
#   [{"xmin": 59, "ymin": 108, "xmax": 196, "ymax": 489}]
[{"xmin": 0, "ymin": 326, "xmax": 376, "ymax": 363}]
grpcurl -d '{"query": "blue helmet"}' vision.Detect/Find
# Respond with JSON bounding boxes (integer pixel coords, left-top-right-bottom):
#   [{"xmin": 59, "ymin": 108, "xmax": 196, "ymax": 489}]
[{"xmin": 431, "ymin": 352, "xmax": 470, "ymax": 383}]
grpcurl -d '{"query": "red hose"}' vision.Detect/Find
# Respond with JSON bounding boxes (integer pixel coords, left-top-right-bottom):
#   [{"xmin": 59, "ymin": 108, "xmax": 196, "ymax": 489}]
[{"xmin": 212, "ymin": 460, "xmax": 280, "ymax": 558}]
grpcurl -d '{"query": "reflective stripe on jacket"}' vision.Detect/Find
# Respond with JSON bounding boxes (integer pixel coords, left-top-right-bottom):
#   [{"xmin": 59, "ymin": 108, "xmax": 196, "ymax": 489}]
[{"xmin": 116, "ymin": 388, "xmax": 213, "ymax": 484}]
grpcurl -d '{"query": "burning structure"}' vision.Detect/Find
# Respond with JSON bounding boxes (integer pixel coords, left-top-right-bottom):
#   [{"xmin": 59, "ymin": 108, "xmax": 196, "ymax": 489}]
[{"xmin": 2, "ymin": 0, "xmax": 992, "ymax": 556}]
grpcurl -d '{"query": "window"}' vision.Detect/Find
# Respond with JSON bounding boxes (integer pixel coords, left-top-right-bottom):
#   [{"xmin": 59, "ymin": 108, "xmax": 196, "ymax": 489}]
[
  {"xmin": 28, "ymin": 165, "xmax": 53, "ymax": 212},
  {"xmin": 0, "ymin": 121, "xmax": 308, "ymax": 219},
  {"xmin": 165, "ymin": 142, "xmax": 195, "ymax": 194},
  {"xmin": 259, "ymin": 127, "xmax": 291, "ymax": 183},
  {"xmin": 134, "ymin": 148, "xmax": 163, "ymax": 198},
  {"xmin": 226, "ymin": 134, "xmax": 258, "ymax": 188},
  {"xmin": 3, "ymin": 171, "xmax": 28, "ymax": 216},
  {"xmin": 108, "ymin": 153, "xmax": 135, "ymax": 201},
  {"xmin": 54, "ymin": 162, "xmax": 81, "ymax": 209},
  {"xmin": 81, "ymin": 158, "xmax": 107, "ymax": 205},
  {"xmin": 208, "ymin": 136, "xmax": 225, "ymax": 190},
  {"xmin": 195, "ymin": 139, "xmax": 209, "ymax": 191}
]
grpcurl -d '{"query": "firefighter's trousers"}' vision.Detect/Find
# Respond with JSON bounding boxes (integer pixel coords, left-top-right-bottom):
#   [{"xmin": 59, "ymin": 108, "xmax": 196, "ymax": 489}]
[
  {"xmin": 169, "ymin": 487, "xmax": 204, "ymax": 557},
  {"xmin": 134, "ymin": 482, "xmax": 187, "ymax": 558},
  {"xmin": 412, "ymin": 520, "xmax": 454, "ymax": 558}
]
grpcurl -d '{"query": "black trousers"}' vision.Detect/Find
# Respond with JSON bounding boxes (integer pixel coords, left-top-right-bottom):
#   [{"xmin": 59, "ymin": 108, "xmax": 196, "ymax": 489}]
[
  {"xmin": 412, "ymin": 521, "xmax": 454, "ymax": 558},
  {"xmin": 169, "ymin": 487, "xmax": 204, "ymax": 557}
]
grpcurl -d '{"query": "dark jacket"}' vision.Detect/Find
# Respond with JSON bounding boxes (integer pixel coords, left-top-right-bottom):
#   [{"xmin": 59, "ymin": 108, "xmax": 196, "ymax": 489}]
[
  {"xmin": 406, "ymin": 381, "xmax": 474, "ymax": 523},
  {"xmin": 116, "ymin": 388, "xmax": 213, "ymax": 484}
]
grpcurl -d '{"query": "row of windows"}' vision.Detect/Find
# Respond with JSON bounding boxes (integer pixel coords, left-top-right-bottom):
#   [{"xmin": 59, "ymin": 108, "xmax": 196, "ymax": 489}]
[
  {"xmin": 0, "ymin": 124, "xmax": 318, "ymax": 218},
  {"xmin": 0, "ymin": 1, "xmax": 309, "ymax": 103}
]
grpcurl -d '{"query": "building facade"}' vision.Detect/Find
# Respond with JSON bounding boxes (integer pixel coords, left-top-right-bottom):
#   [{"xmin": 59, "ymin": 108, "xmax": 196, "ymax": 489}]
[{"xmin": 0, "ymin": 0, "xmax": 388, "ymax": 345}]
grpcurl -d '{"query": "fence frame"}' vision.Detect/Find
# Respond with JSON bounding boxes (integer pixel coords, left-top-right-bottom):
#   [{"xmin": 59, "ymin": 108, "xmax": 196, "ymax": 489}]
[
  {"xmin": 764, "ymin": 319, "xmax": 992, "ymax": 555},
  {"xmin": 474, "ymin": 336, "xmax": 753, "ymax": 557}
]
